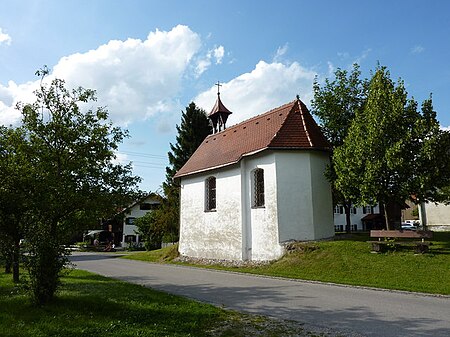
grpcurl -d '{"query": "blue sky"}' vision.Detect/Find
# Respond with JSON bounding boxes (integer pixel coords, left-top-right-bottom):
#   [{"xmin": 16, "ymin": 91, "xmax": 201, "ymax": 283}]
[{"xmin": 1, "ymin": 0, "xmax": 449, "ymax": 192}]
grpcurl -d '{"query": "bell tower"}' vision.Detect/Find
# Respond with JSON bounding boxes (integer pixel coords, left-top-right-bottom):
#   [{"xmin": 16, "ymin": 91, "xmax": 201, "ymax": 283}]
[{"xmin": 208, "ymin": 81, "xmax": 232, "ymax": 134}]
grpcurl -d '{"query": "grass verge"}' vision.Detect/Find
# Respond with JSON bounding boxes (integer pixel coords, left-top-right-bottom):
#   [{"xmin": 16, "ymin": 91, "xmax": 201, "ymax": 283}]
[
  {"xmin": 123, "ymin": 232, "xmax": 450, "ymax": 295},
  {"xmin": 0, "ymin": 269, "xmax": 335, "ymax": 337}
]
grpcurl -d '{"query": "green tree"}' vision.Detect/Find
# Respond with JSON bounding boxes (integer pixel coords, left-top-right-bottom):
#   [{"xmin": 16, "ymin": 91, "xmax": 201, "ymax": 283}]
[
  {"xmin": 334, "ymin": 66, "xmax": 449, "ymax": 229},
  {"xmin": 312, "ymin": 64, "xmax": 368, "ymax": 231},
  {"xmin": 165, "ymin": 102, "xmax": 212, "ymax": 180},
  {"xmin": 154, "ymin": 102, "xmax": 212, "ymax": 243},
  {"xmin": 134, "ymin": 205, "xmax": 164, "ymax": 251},
  {"xmin": 0, "ymin": 126, "xmax": 32, "ymax": 282},
  {"xmin": 17, "ymin": 67, "xmax": 140, "ymax": 304},
  {"xmin": 409, "ymin": 99, "xmax": 450, "ymax": 204}
]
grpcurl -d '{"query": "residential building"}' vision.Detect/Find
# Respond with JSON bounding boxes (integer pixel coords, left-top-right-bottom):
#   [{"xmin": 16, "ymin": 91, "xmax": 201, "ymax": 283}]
[
  {"xmin": 333, "ymin": 204, "xmax": 381, "ymax": 231},
  {"xmin": 121, "ymin": 194, "xmax": 160, "ymax": 247}
]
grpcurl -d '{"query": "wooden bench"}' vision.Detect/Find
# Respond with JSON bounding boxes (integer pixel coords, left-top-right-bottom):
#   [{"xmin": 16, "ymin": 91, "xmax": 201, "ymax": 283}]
[{"xmin": 369, "ymin": 230, "xmax": 433, "ymax": 253}]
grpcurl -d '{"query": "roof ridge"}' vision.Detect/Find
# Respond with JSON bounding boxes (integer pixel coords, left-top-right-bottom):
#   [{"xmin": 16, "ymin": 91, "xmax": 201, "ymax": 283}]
[
  {"xmin": 298, "ymin": 99, "xmax": 313, "ymax": 147},
  {"xmin": 208, "ymin": 100, "xmax": 297, "ymax": 137}
]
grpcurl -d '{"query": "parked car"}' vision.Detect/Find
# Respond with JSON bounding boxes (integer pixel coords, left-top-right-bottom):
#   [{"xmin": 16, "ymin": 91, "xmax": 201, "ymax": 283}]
[{"xmin": 401, "ymin": 223, "xmax": 417, "ymax": 231}]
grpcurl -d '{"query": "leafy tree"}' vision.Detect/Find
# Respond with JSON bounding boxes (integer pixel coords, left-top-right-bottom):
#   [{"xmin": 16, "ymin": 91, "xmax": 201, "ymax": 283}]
[
  {"xmin": 154, "ymin": 102, "xmax": 212, "ymax": 243},
  {"xmin": 312, "ymin": 64, "xmax": 368, "ymax": 230},
  {"xmin": 409, "ymin": 99, "xmax": 450, "ymax": 204},
  {"xmin": 0, "ymin": 126, "xmax": 32, "ymax": 282},
  {"xmin": 134, "ymin": 204, "xmax": 164, "ymax": 251},
  {"xmin": 334, "ymin": 66, "xmax": 449, "ymax": 229},
  {"xmin": 16, "ymin": 67, "xmax": 140, "ymax": 304}
]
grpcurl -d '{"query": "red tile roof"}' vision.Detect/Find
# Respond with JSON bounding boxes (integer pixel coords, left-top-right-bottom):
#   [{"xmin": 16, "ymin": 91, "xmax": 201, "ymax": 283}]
[{"xmin": 174, "ymin": 98, "xmax": 330, "ymax": 178}]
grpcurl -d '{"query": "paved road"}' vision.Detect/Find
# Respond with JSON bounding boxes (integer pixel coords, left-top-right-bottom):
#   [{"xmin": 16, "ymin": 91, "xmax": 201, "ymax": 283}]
[{"xmin": 70, "ymin": 252, "xmax": 450, "ymax": 337}]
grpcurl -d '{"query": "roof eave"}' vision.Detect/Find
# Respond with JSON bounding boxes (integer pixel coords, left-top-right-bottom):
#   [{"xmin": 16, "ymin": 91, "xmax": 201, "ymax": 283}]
[
  {"xmin": 174, "ymin": 148, "xmax": 268, "ymax": 179},
  {"xmin": 174, "ymin": 145, "xmax": 330, "ymax": 180}
]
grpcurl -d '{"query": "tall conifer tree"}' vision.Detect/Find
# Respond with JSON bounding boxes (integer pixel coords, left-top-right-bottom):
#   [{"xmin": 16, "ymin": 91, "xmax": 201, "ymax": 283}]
[
  {"xmin": 150, "ymin": 102, "xmax": 211, "ymax": 243},
  {"xmin": 165, "ymin": 102, "xmax": 212, "ymax": 182}
]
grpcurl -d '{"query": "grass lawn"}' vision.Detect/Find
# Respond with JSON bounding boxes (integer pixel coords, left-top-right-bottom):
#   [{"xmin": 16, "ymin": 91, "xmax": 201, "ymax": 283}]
[
  {"xmin": 0, "ymin": 269, "xmax": 327, "ymax": 337},
  {"xmin": 123, "ymin": 232, "xmax": 450, "ymax": 295}
]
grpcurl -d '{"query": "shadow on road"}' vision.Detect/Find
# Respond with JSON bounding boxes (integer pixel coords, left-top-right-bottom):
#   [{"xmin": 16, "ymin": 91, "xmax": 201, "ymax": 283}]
[
  {"xmin": 71, "ymin": 253, "xmax": 450, "ymax": 337},
  {"xmin": 116, "ymin": 275, "xmax": 450, "ymax": 337},
  {"xmin": 69, "ymin": 252, "xmax": 125, "ymax": 262}
]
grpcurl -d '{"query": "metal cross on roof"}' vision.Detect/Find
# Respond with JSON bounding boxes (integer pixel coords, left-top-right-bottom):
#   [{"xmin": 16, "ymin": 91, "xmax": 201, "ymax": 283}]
[{"xmin": 215, "ymin": 81, "xmax": 222, "ymax": 95}]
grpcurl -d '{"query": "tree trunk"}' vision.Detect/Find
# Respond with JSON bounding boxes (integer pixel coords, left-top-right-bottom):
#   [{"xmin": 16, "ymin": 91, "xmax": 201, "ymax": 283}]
[
  {"xmin": 5, "ymin": 259, "xmax": 11, "ymax": 274},
  {"xmin": 344, "ymin": 201, "xmax": 352, "ymax": 233},
  {"xmin": 12, "ymin": 240, "xmax": 20, "ymax": 283},
  {"xmin": 383, "ymin": 202, "xmax": 390, "ymax": 230},
  {"xmin": 418, "ymin": 201, "xmax": 427, "ymax": 230}
]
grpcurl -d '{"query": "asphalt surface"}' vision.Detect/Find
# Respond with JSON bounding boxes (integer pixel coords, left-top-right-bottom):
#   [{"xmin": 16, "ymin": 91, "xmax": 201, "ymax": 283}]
[{"xmin": 70, "ymin": 252, "xmax": 450, "ymax": 337}]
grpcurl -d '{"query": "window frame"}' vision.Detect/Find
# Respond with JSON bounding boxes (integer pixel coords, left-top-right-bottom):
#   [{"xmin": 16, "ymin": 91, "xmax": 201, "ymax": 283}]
[
  {"xmin": 363, "ymin": 205, "xmax": 373, "ymax": 214},
  {"xmin": 252, "ymin": 168, "xmax": 265, "ymax": 208},
  {"xmin": 204, "ymin": 176, "xmax": 217, "ymax": 212}
]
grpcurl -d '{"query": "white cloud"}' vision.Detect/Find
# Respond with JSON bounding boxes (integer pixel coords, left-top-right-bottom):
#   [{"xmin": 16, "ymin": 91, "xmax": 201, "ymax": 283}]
[
  {"xmin": 53, "ymin": 25, "xmax": 201, "ymax": 125},
  {"xmin": 274, "ymin": 44, "xmax": 288, "ymax": 62},
  {"xmin": 194, "ymin": 60, "xmax": 317, "ymax": 125},
  {"xmin": 0, "ymin": 28, "xmax": 12, "ymax": 46},
  {"xmin": 0, "ymin": 25, "xmax": 202, "ymax": 126},
  {"xmin": 337, "ymin": 51, "xmax": 350, "ymax": 59},
  {"xmin": 353, "ymin": 48, "xmax": 372, "ymax": 64},
  {"xmin": 194, "ymin": 45, "xmax": 225, "ymax": 77},
  {"xmin": 195, "ymin": 58, "xmax": 211, "ymax": 77},
  {"xmin": 441, "ymin": 125, "xmax": 450, "ymax": 131},
  {"xmin": 411, "ymin": 45, "xmax": 425, "ymax": 54},
  {"xmin": 213, "ymin": 45, "xmax": 224, "ymax": 64},
  {"xmin": 0, "ymin": 80, "xmax": 39, "ymax": 125},
  {"xmin": 112, "ymin": 151, "xmax": 129, "ymax": 165},
  {"xmin": 327, "ymin": 61, "xmax": 335, "ymax": 76}
]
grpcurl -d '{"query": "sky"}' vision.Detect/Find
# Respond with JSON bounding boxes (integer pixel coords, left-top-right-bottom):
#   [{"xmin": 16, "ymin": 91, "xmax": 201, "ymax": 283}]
[{"xmin": 1, "ymin": 0, "xmax": 449, "ymax": 193}]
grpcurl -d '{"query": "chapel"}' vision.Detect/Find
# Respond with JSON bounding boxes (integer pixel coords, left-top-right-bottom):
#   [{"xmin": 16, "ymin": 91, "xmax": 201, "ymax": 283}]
[{"xmin": 174, "ymin": 93, "xmax": 334, "ymax": 261}]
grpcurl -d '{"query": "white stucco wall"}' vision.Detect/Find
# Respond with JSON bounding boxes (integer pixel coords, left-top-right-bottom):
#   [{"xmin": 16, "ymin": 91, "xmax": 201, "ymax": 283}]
[
  {"xmin": 309, "ymin": 152, "xmax": 335, "ymax": 239},
  {"xmin": 122, "ymin": 196, "xmax": 159, "ymax": 245},
  {"xmin": 242, "ymin": 153, "xmax": 284, "ymax": 261},
  {"xmin": 179, "ymin": 150, "xmax": 334, "ymax": 261},
  {"xmin": 275, "ymin": 151, "xmax": 334, "ymax": 242},
  {"xmin": 179, "ymin": 165, "xmax": 243, "ymax": 260},
  {"xmin": 123, "ymin": 206, "xmax": 148, "ymax": 237},
  {"xmin": 424, "ymin": 203, "xmax": 450, "ymax": 231}
]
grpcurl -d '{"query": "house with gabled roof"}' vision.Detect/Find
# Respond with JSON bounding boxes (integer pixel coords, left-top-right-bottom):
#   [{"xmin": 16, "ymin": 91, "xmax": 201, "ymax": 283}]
[
  {"xmin": 120, "ymin": 193, "xmax": 161, "ymax": 247},
  {"xmin": 174, "ymin": 94, "xmax": 334, "ymax": 261}
]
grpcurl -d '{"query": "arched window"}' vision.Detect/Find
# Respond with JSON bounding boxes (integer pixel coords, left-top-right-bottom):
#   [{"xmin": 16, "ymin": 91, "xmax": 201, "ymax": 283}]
[
  {"xmin": 253, "ymin": 168, "xmax": 265, "ymax": 208},
  {"xmin": 205, "ymin": 176, "xmax": 216, "ymax": 211}
]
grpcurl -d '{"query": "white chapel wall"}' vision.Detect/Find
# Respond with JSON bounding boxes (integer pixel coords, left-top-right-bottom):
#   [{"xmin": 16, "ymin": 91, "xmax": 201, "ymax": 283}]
[
  {"xmin": 309, "ymin": 152, "xmax": 335, "ymax": 239},
  {"xmin": 242, "ymin": 153, "xmax": 284, "ymax": 261},
  {"xmin": 275, "ymin": 151, "xmax": 333, "ymax": 242},
  {"xmin": 178, "ymin": 165, "xmax": 243, "ymax": 260}
]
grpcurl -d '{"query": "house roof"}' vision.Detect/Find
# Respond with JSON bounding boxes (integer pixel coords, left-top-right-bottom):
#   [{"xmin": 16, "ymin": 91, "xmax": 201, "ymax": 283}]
[
  {"xmin": 361, "ymin": 214, "xmax": 383, "ymax": 221},
  {"xmin": 174, "ymin": 98, "xmax": 330, "ymax": 179},
  {"xmin": 120, "ymin": 193, "xmax": 161, "ymax": 214}
]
